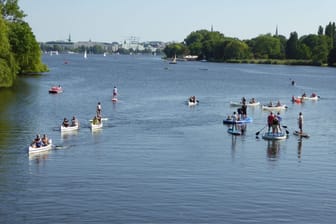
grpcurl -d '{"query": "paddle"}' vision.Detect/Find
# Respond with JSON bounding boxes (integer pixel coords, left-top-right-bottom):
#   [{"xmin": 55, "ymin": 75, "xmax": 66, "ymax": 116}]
[
  {"xmin": 282, "ymin": 125, "xmax": 289, "ymax": 134},
  {"xmin": 256, "ymin": 125, "xmax": 266, "ymax": 136}
]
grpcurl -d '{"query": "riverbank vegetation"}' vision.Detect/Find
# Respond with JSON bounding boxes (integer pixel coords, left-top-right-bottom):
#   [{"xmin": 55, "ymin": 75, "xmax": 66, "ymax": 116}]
[
  {"xmin": 0, "ymin": 1, "xmax": 47, "ymax": 88},
  {"xmin": 164, "ymin": 23, "xmax": 336, "ymax": 68}
]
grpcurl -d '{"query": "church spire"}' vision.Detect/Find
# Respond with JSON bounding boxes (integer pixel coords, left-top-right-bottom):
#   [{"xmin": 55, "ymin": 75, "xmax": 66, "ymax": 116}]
[{"xmin": 275, "ymin": 25, "xmax": 278, "ymax": 36}]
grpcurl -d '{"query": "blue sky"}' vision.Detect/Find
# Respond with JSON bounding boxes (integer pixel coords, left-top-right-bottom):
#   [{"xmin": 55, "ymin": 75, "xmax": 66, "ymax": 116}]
[{"xmin": 20, "ymin": 0, "xmax": 336, "ymax": 43}]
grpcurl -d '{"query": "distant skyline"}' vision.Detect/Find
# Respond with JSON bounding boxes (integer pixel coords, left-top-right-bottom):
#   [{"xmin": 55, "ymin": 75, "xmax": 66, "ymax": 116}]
[{"xmin": 20, "ymin": 0, "xmax": 336, "ymax": 43}]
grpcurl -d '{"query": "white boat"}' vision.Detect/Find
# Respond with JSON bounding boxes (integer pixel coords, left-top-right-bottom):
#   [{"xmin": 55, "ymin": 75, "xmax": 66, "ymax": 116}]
[
  {"xmin": 61, "ymin": 123, "xmax": 79, "ymax": 132},
  {"xmin": 262, "ymin": 132, "xmax": 287, "ymax": 140},
  {"xmin": 188, "ymin": 100, "xmax": 198, "ymax": 106},
  {"xmin": 230, "ymin": 101, "xmax": 260, "ymax": 107},
  {"xmin": 90, "ymin": 121, "xmax": 103, "ymax": 130},
  {"xmin": 298, "ymin": 95, "xmax": 319, "ymax": 101},
  {"xmin": 169, "ymin": 54, "xmax": 177, "ymax": 64},
  {"xmin": 28, "ymin": 139, "xmax": 53, "ymax": 154},
  {"xmin": 84, "ymin": 50, "xmax": 87, "ymax": 59},
  {"xmin": 262, "ymin": 104, "xmax": 287, "ymax": 111}
]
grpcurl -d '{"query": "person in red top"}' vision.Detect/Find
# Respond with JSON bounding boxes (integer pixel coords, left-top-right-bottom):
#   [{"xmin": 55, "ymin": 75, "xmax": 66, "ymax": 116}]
[{"xmin": 267, "ymin": 112, "xmax": 274, "ymax": 133}]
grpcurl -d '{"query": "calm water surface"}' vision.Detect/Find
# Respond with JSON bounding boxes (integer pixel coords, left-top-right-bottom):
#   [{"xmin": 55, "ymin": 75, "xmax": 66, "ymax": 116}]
[{"xmin": 1, "ymin": 54, "xmax": 336, "ymax": 223}]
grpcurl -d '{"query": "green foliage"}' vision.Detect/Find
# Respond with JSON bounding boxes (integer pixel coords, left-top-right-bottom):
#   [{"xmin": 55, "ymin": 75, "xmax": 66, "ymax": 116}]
[
  {"xmin": 0, "ymin": 1, "xmax": 47, "ymax": 87},
  {"xmin": 327, "ymin": 48, "xmax": 336, "ymax": 66},
  {"xmin": 250, "ymin": 34, "xmax": 281, "ymax": 59},
  {"xmin": 0, "ymin": 10, "xmax": 17, "ymax": 87},
  {"xmin": 163, "ymin": 42, "xmax": 188, "ymax": 58},
  {"xmin": 8, "ymin": 21, "xmax": 47, "ymax": 73}
]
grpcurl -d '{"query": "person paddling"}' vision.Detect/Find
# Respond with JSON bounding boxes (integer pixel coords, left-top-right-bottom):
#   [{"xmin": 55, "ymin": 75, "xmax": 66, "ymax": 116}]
[
  {"xmin": 298, "ymin": 112, "xmax": 303, "ymax": 134},
  {"xmin": 113, "ymin": 86, "xmax": 118, "ymax": 97},
  {"xmin": 96, "ymin": 102, "xmax": 102, "ymax": 117}
]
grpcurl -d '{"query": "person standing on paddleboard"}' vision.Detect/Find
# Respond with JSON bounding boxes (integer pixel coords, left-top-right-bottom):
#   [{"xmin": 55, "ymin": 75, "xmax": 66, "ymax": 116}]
[
  {"xmin": 113, "ymin": 86, "xmax": 118, "ymax": 97},
  {"xmin": 298, "ymin": 112, "xmax": 303, "ymax": 134}
]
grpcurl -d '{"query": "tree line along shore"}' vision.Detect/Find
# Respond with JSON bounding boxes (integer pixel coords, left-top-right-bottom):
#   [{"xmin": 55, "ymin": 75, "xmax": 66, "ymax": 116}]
[
  {"xmin": 164, "ymin": 24, "xmax": 336, "ymax": 67},
  {"xmin": 1, "ymin": 0, "xmax": 336, "ymax": 88}
]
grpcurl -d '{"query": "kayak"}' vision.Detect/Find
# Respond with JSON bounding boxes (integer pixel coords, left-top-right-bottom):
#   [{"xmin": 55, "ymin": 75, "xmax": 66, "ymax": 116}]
[
  {"xmin": 262, "ymin": 132, "xmax": 287, "ymax": 140},
  {"xmin": 227, "ymin": 128, "xmax": 243, "ymax": 136},
  {"xmin": 293, "ymin": 130, "xmax": 310, "ymax": 138},
  {"xmin": 230, "ymin": 101, "xmax": 260, "ymax": 107},
  {"xmin": 262, "ymin": 105, "xmax": 287, "ymax": 111},
  {"xmin": 223, "ymin": 117, "xmax": 253, "ymax": 125}
]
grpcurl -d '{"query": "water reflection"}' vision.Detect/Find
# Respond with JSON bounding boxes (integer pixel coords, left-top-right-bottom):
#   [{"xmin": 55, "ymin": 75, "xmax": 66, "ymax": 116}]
[
  {"xmin": 297, "ymin": 139, "xmax": 302, "ymax": 161},
  {"xmin": 266, "ymin": 140, "xmax": 281, "ymax": 159}
]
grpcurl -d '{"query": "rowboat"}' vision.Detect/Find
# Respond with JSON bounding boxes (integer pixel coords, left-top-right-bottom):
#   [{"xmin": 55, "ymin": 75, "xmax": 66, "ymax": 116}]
[
  {"xmin": 49, "ymin": 86, "xmax": 63, "ymax": 94},
  {"xmin": 28, "ymin": 139, "xmax": 53, "ymax": 154},
  {"xmin": 293, "ymin": 130, "xmax": 310, "ymax": 138},
  {"xmin": 223, "ymin": 117, "xmax": 253, "ymax": 125},
  {"xmin": 61, "ymin": 123, "xmax": 79, "ymax": 132},
  {"xmin": 262, "ymin": 132, "xmax": 287, "ymax": 140},
  {"xmin": 230, "ymin": 101, "xmax": 260, "ymax": 107},
  {"xmin": 262, "ymin": 104, "xmax": 287, "ymax": 111}
]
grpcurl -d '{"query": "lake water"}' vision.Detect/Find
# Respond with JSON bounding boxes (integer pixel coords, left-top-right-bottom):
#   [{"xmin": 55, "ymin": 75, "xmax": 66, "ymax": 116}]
[{"xmin": 1, "ymin": 54, "xmax": 336, "ymax": 223}]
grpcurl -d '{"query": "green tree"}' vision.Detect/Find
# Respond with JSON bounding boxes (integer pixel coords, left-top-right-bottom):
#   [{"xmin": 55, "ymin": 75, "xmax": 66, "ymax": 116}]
[
  {"xmin": 223, "ymin": 39, "xmax": 250, "ymax": 60},
  {"xmin": 0, "ymin": 11, "xmax": 18, "ymax": 87},
  {"xmin": 0, "ymin": 0, "xmax": 25, "ymax": 21},
  {"xmin": 286, "ymin": 32, "xmax": 299, "ymax": 59},
  {"xmin": 327, "ymin": 47, "xmax": 336, "ymax": 66},
  {"xmin": 250, "ymin": 34, "xmax": 281, "ymax": 59},
  {"xmin": 8, "ymin": 21, "xmax": 47, "ymax": 73},
  {"xmin": 163, "ymin": 42, "xmax": 188, "ymax": 58}
]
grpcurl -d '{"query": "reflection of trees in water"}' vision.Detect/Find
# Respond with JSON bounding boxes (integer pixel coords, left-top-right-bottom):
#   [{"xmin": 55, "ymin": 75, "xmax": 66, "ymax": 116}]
[{"xmin": 267, "ymin": 140, "xmax": 281, "ymax": 159}]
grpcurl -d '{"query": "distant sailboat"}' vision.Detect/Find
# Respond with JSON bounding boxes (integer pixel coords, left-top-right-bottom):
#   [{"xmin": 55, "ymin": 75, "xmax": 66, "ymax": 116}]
[
  {"xmin": 103, "ymin": 52, "xmax": 107, "ymax": 57},
  {"xmin": 169, "ymin": 54, "xmax": 177, "ymax": 64},
  {"xmin": 84, "ymin": 50, "xmax": 87, "ymax": 59}
]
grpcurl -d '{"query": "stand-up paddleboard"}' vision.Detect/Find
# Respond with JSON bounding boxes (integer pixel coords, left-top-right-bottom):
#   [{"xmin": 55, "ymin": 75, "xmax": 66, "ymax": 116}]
[
  {"xmin": 227, "ymin": 127, "xmax": 243, "ymax": 136},
  {"xmin": 293, "ymin": 130, "xmax": 310, "ymax": 138},
  {"xmin": 112, "ymin": 97, "xmax": 118, "ymax": 102}
]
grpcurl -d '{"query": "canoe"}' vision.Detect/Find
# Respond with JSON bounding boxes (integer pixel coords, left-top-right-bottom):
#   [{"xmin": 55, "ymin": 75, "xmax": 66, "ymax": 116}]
[
  {"xmin": 227, "ymin": 128, "xmax": 243, "ymax": 136},
  {"xmin": 262, "ymin": 132, "xmax": 287, "ymax": 140},
  {"xmin": 293, "ymin": 130, "xmax": 310, "ymax": 138},
  {"xmin": 28, "ymin": 139, "xmax": 53, "ymax": 154},
  {"xmin": 90, "ymin": 121, "xmax": 103, "ymax": 130},
  {"xmin": 223, "ymin": 117, "xmax": 253, "ymax": 125},
  {"xmin": 61, "ymin": 123, "xmax": 79, "ymax": 132},
  {"xmin": 49, "ymin": 86, "xmax": 63, "ymax": 94},
  {"xmin": 262, "ymin": 105, "xmax": 287, "ymax": 111},
  {"xmin": 230, "ymin": 101, "xmax": 260, "ymax": 107},
  {"xmin": 299, "ymin": 95, "xmax": 319, "ymax": 100}
]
